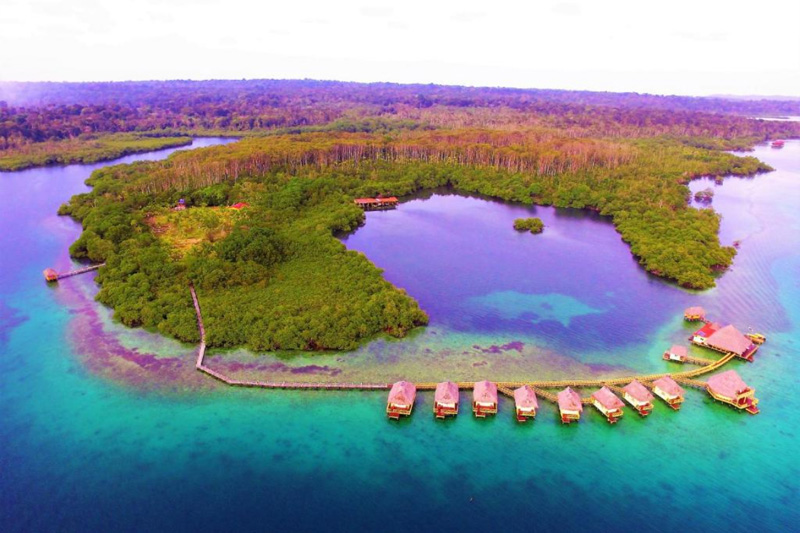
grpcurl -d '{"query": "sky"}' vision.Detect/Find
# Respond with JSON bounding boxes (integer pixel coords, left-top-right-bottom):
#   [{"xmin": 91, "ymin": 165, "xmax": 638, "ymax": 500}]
[{"xmin": 2, "ymin": 0, "xmax": 799, "ymax": 97}]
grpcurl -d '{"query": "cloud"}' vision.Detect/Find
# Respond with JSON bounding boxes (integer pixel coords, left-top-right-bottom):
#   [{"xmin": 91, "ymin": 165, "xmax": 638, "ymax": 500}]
[{"xmin": 359, "ymin": 6, "xmax": 393, "ymax": 18}]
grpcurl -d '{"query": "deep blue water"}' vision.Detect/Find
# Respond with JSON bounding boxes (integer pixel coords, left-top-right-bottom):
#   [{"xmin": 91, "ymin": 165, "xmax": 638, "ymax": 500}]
[{"xmin": 1, "ymin": 139, "xmax": 799, "ymax": 532}]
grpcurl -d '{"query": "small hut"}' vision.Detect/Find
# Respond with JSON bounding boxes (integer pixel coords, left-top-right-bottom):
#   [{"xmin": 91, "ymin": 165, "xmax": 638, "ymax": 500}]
[
  {"xmin": 684, "ymin": 306, "xmax": 706, "ymax": 321},
  {"xmin": 652, "ymin": 376, "xmax": 685, "ymax": 410},
  {"xmin": 705, "ymin": 325, "xmax": 758, "ymax": 361},
  {"xmin": 434, "ymin": 381, "xmax": 459, "ymax": 418},
  {"xmin": 472, "ymin": 380, "xmax": 498, "ymax": 417},
  {"xmin": 513, "ymin": 385, "xmax": 539, "ymax": 422},
  {"xmin": 230, "ymin": 202, "xmax": 249, "ymax": 210},
  {"xmin": 591, "ymin": 386, "xmax": 625, "ymax": 424},
  {"xmin": 691, "ymin": 322, "xmax": 722, "ymax": 345},
  {"xmin": 43, "ymin": 268, "xmax": 59, "ymax": 282},
  {"xmin": 557, "ymin": 387, "xmax": 583, "ymax": 424},
  {"xmin": 683, "ymin": 306, "xmax": 706, "ymax": 322},
  {"xmin": 663, "ymin": 345, "xmax": 688, "ymax": 362},
  {"xmin": 386, "ymin": 381, "xmax": 417, "ymax": 419},
  {"xmin": 622, "ymin": 380, "xmax": 654, "ymax": 416},
  {"xmin": 707, "ymin": 370, "xmax": 759, "ymax": 414}
]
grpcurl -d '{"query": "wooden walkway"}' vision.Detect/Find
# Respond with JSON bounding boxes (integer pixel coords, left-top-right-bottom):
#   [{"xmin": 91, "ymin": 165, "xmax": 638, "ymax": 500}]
[
  {"xmin": 45, "ymin": 263, "xmax": 105, "ymax": 282},
  {"xmin": 189, "ymin": 286, "xmax": 737, "ymax": 401}
]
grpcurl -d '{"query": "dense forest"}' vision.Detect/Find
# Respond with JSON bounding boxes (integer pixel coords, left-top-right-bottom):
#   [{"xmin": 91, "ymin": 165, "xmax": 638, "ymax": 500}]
[
  {"xmin": 6, "ymin": 79, "xmax": 796, "ymax": 351},
  {"xmin": 1, "ymin": 80, "xmax": 799, "ymax": 169}
]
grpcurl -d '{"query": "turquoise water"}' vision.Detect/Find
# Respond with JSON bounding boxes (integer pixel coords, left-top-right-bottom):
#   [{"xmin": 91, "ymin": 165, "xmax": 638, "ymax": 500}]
[{"xmin": 1, "ymin": 141, "xmax": 799, "ymax": 532}]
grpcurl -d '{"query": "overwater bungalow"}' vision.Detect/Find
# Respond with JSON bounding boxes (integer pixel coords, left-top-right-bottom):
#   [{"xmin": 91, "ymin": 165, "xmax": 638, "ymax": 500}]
[
  {"xmin": 684, "ymin": 306, "xmax": 706, "ymax": 321},
  {"xmin": 43, "ymin": 268, "xmax": 59, "ymax": 282},
  {"xmin": 472, "ymin": 380, "xmax": 498, "ymax": 417},
  {"xmin": 622, "ymin": 380, "xmax": 654, "ymax": 416},
  {"xmin": 354, "ymin": 196, "xmax": 398, "ymax": 210},
  {"xmin": 652, "ymin": 376, "xmax": 685, "ymax": 410},
  {"xmin": 706, "ymin": 370, "xmax": 760, "ymax": 414},
  {"xmin": 703, "ymin": 324, "xmax": 758, "ymax": 361},
  {"xmin": 663, "ymin": 345, "xmax": 688, "ymax": 362},
  {"xmin": 690, "ymin": 321, "xmax": 721, "ymax": 344},
  {"xmin": 513, "ymin": 385, "xmax": 539, "ymax": 422},
  {"xmin": 591, "ymin": 386, "xmax": 625, "ymax": 424},
  {"xmin": 386, "ymin": 381, "xmax": 417, "ymax": 419},
  {"xmin": 434, "ymin": 381, "xmax": 459, "ymax": 418},
  {"xmin": 557, "ymin": 387, "xmax": 583, "ymax": 424}
]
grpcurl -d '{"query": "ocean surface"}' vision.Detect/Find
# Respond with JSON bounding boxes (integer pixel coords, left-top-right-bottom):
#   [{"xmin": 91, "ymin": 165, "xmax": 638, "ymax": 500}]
[{"xmin": 1, "ymin": 139, "xmax": 798, "ymax": 532}]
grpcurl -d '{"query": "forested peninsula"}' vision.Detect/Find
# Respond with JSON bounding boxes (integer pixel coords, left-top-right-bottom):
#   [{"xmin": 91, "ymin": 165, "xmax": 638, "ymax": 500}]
[
  {"xmin": 8, "ymin": 79, "xmax": 798, "ymax": 352},
  {"xmin": 0, "ymin": 133, "xmax": 192, "ymax": 171}
]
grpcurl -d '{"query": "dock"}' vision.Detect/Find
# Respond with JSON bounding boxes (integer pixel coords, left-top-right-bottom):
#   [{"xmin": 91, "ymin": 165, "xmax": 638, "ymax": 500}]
[
  {"xmin": 188, "ymin": 288, "xmax": 763, "ymax": 423},
  {"xmin": 354, "ymin": 196, "xmax": 398, "ymax": 210},
  {"xmin": 44, "ymin": 263, "xmax": 105, "ymax": 282}
]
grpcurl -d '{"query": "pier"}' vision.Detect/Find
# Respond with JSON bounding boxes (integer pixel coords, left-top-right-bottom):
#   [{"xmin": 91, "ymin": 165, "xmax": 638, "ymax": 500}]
[
  {"xmin": 43, "ymin": 263, "xmax": 104, "ymax": 282},
  {"xmin": 354, "ymin": 196, "xmax": 398, "ymax": 210},
  {"xmin": 189, "ymin": 286, "xmax": 761, "ymax": 420}
]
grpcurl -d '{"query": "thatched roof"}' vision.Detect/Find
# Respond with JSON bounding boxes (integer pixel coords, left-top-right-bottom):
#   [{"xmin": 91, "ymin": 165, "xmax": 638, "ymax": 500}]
[
  {"xmin": 707, "ymin": 370, "xmax": 750, "ymax": 399},
  {"xmin": 592, "ymin": 386, "xmax": 624, "ymax": 410},
  {"xmin": 653, "ymin": 376, "xmax": 684, "ymax": 397},
  {"xmin": 623, "ymin": 380, "xmax": 654, "ymax": 403},
  {"xmin": 473, "ymin": 380, "xmax": 498, "ymax": 404},
  {"xmin": 706, "ymin": 325, "xmax": 753, "ymax": 356},
  {"xmin": 513, "ymin": 385, "xmax": 539, "ymax": 410},
  {"xmin": 557, "ymin": 387, "xmax": 583, "ymax": 412},
  {"xmin": 434, "ymin": 381, "xmax": 459, "ymax": 404},
  {"xmin": 388, "ymin": 381, "xmax": 417, "ymax": 406}
]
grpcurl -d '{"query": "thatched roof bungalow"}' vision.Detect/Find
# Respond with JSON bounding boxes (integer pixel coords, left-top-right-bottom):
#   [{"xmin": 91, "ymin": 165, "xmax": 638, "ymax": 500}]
[
  {"xmin": 591, "ymin": 386, "xmax": 625, "ymax": 424},
  {"xmin": 434, "ymin": 381, "xmax": 459, "ymax": 418},
  {"xmin": 707, "ymin": 370, "xmax": 759, "ymax": 414},
  {"xmin": 472, "ymin": 380, "xmax": 498, "ymax": 417},
  {"xmin": 557, "ymin": 387, "xmax": 583, "ymax": 424},
  {"xmin": 652, "ymin": 376, "xmax": 685, "ymax": 410},
  {"xmin": 386, "ymin": 381, "xmax": 417, "ymax": 419},
  {"xmin": 513, "ymin": 385, "xmax": 539, "ymax": 422}
]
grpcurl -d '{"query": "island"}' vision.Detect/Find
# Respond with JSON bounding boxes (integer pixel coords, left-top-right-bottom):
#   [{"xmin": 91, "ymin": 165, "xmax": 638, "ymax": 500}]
[
  {"xmin": 3, "ymin": 79, "xmax": 796, "ymax": 352},
  {"xmin": 514, "ymin": 217, "xmax": 545, "ymax": 234}
]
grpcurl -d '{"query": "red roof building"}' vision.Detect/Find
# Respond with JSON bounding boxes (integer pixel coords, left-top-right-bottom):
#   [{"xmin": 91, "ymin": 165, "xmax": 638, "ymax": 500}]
[
  {"xmin": 513, "ymin": 385, "xmax": 539, "ymax": 422},
  {"xmin": 622, "ymin": 380, "xmax": 654, "ymax": 416},
  {"xmin": 691, "ymin": 322, "xmax": 722, "ymax": 344},
  {"xmin": 230, "ymin": 202, "xmax": 249, "ymax": 210},
  {"xmin": 472, "ymin": 380, "xmax": 498, "ymax": 417},
  {"xmin": 707, "ymin": 370, "xmax": 759, "ymax": 414},
  {"xmin": 386, "ymin": 381, "xmax": 417, "ymax": 419},
  {"xmin": 591, "ymin": 386, "xmax": 625, "ymax": 423},
  {"xmin": 557, "ymin": 387, "xmax": 583, "ymax": 424},
  {"xmin": 434, "ymin": 381, "xmax": 459, "ymax": 418},
  {"xmin": 652, "ymin": 376, "xmax": 685, "ymax": 410}
]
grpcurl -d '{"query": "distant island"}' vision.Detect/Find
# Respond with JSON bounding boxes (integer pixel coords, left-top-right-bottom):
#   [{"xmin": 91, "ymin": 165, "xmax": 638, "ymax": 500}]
[
  {"xmin": 514, "ymin": 218, "xmax": 545, "ymax": 234},
  {"xmin": 5, "ymin": 79, "xmax": 796, "ymax": 352}
]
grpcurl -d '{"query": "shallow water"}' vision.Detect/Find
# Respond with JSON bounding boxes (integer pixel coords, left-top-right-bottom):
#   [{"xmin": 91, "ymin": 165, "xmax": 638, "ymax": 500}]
[{"xmin": 1, "ymin": 140, "xmax": 799, "ymax": 532}]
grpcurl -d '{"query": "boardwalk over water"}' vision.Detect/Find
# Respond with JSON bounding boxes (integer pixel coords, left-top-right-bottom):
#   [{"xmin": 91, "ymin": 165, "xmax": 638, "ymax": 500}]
[
  {"xmin": 44, "ymin": 263, "xmax": 105, "ymax": 282},
  {"xmin": 189, "ymin": 286, "xmax": 737, "ymax": 402}
]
